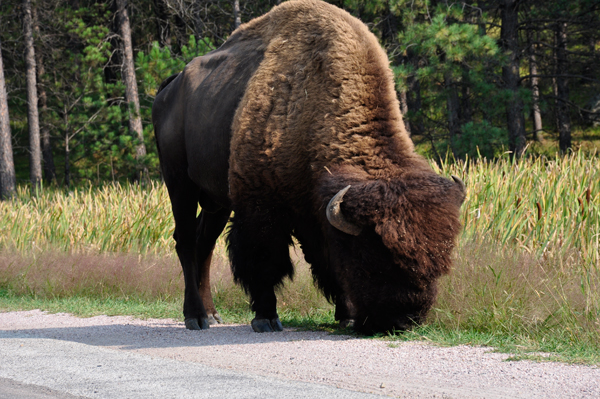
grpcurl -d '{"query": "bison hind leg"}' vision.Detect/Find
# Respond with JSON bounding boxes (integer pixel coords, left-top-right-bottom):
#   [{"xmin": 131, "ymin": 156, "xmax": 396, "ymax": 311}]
[
  {"xmin": 195, "ymin": 208, "xmax": 231, "ymax": 326},
  {"xmin": 227, "ymin": 206, "xmax": 294, "ymax": 332}
]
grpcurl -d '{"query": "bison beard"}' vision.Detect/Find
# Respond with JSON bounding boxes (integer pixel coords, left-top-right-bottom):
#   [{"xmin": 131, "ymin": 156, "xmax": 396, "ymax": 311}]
[{"xmin": 152, "ymin": 0, "xmax": 465, "ymax": 334}]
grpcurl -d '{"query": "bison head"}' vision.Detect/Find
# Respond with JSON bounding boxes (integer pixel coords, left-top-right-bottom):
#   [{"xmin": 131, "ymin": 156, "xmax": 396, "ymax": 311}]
[{"xmin": 319, "ymin": 165, "xmax": 466, "ymax": 334}]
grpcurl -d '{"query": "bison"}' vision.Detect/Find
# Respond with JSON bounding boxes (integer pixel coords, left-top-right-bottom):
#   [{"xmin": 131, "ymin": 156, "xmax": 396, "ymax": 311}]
[{"xmin": 152, "ymin": 0, "xmax": 465, "ymax": 334}]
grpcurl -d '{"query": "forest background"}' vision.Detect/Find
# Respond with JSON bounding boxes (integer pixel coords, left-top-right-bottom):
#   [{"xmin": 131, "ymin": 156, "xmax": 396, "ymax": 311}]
[{"xmin": 0, "ymin": 0, "xmax": 600, "ymax": 192}]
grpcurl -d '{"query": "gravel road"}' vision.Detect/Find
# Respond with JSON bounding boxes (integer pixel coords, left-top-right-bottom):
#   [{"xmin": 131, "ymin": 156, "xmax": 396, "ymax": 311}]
[{"xmin": 1, "ymin": 310, "xmax": 599, "ymax": 398}]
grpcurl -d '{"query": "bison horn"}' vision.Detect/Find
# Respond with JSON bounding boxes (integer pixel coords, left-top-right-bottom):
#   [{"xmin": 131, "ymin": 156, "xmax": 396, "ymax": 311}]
[
  {"xmin": 326, "ymin": 185, "xmax": 362, "ymax": 236},
  {"xmin": 451, "ymin": 175, "xmax": 466, "ymax": 193}
]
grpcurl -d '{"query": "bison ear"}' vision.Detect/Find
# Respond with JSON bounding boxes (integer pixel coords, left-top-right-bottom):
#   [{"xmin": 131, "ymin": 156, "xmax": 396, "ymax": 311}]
[
  {"xmin": 451, "ymin": 175, "xmax": 466, "ymax": 194},
  {"xmin": 326, "ymin": 185, "xmax": 362, "ymax": 236}
]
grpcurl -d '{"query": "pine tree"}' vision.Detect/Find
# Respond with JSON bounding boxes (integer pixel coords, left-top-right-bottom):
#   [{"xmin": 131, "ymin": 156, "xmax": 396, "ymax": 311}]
[
  {"xmin": 23, "ymin": 0, "xmax": 43, "ymax": 189},
  {"xmin": 390, "ymin": 0, "xmax": 504, "ymax": 158}
]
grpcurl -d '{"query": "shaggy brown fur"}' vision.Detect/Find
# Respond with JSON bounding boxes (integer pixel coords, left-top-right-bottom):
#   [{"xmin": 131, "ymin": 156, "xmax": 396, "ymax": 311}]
[
  {"xmin": 153, "ymin": 0, "xmax": 465, "ymax": 334},
  {"xmin": 226, "ymin": 0, "xmax": 465, "ymax": 332},
  {"xmin": 230, "ymin": 0, "xmax": 416, "ymax": 200}
]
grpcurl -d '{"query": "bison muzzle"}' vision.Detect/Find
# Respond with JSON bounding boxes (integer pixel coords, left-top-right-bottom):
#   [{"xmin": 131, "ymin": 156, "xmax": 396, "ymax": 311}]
[{"xmin": 152, "ymin": 0, "xmax": 465, "ymax": 334}]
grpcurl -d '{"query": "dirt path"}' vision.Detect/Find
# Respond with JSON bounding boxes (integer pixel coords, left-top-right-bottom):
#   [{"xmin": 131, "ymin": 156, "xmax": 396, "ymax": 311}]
[{"xmin": 1, "ymin": 310, "xmax": 598, "ymax": 398}]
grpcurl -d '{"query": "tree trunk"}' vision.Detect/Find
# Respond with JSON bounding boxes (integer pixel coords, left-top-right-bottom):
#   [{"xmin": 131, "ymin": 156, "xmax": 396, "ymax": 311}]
[
  {"xmin": 527, "ymin": 28, "xmax": 543, "ymax": 142},
  {"xmin": 23, "ymin": 0, "xmax": 43, "ymax": 191},
  {"xmin": 555, "ymin": 21, "xmax": 571, "ymax": 152},
  {"xmin": 193, "ymin": 5, "xmax": 204, "ymax": 45},
  {"xmin": 0, "ymin": 39, "xmax": 16, "ymax": 200},
  {"xmin": 116, "ymin": 0, "xmax": 147, "ymax": 180},
  {"xmin": 33, "ymin": 5, "xmax": 56, "ymax": 183},
  {"xmin": 445, "ymin": 72, "xmax": 461, "ymax": 155},
  {"xmin": 233, "ymin": 0, "xmax": 241, "ymax": 30},
  {"xmin": 63, "ymin": 109, "xmax": 70, "ymax": 188},
  {"xmin": 65, "ymin": 138, "xmax": 70, "ymax": 188},
  {"xmin": 460, "ymin": 68, "xmax": 473, "ymax": 128},
  {"xmin": 500, "ymin": 0, "xmax": 526, "ymax": 157},
  {"xmin": 154, "ymin": 0, "xmax": 171, "ymax": 48}
]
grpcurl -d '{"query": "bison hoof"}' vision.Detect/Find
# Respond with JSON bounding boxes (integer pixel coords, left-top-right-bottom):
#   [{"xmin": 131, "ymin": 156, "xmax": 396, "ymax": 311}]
[
  {"xmin": 339, "ymin": 319, "xmax": 355, "ymax": 329},
  {"xmin": 251, "ymin": 317, "xmax": 283, "ymax": 333},
  {"xmin": 185, "ymin": 317, "xmax": 210, "ymax": 330},
  {"xmin": 207, "ymin": 313, "xmax": 223, "ymax": 325}
]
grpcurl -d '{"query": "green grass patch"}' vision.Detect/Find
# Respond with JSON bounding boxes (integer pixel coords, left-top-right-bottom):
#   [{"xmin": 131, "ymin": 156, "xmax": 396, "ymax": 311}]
[
  {"xmin": 385, "ymin": 323, "xmax": 600, "ymax": 365},
  {"xmin": 278, "ymin": 308, "xmax": 337, "ymax": 332},
  {"xmin": 0, "ymin": 290, "xmax": 182, "ymax": 319}
]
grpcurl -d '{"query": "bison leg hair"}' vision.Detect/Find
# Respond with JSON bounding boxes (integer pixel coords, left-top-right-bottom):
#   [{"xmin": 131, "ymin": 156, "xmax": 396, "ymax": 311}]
[
  {"xmin": 294, "ymin": 219, "xmax": 357, "ymax": 329},
  {"xmin": 335, "ymin": 294, "xmax": 356, "ymax": 329},
  {"xmin": 228, "ymin": 207, "xmax": 294, "ymax": 332}
]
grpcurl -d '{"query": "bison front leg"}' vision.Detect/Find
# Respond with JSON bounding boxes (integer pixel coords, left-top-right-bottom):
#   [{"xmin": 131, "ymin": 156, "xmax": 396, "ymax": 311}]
[
  {"xmin": 228, "ymin": 207, "xmax": 294, "ymax": 332},
  {"xmin": 335, "ymin": 294, "xmax": 356, "ymax": 329},
  {"xmin": 248, "ymin": 283, "xmax": 283, "ymax": 333}
]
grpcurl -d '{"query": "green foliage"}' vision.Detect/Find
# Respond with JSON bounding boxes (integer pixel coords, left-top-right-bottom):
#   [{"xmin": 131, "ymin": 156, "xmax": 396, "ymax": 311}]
[
  {"xmin": 1, "ymin": 1, "xmax": 213, "ymax": 186},
  {"xmin": 42, "ymin": 4, "xmax": 132, "ymax": 183},
  {"xmin": 57, "ymin": 13, "xmax": 212, "ymax": 184},
  {"xmin": 136, "ymin": 36, "xmax": 214, "ymax": 175},
  {"xmin": 390, "ymin": 0, "xmax": 506, "ymax": 158},
  {"xmin": 136, "ymin": 35, "xmax": 213, "ymax": 96},
  {"xmin": 453, "ymin": 121, "xmax": 508, "ymax": 159},
  {"xmin": 395, "ymin": 2, "xmax": 499, "ymax": 75}
]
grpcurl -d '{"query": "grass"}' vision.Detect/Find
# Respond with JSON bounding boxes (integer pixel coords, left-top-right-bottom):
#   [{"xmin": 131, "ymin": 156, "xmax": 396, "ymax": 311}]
[
  {"xmin": 435, "ymin": 149, "xmax": 600, "ymax": 267},
  {"xmin": 0, "ymin": 291, "xmax": 183, "ymax": 320},
  {"xmin": 385, "ymin": 239, "xmax": 600, "ymax": 365},
  {"xmin": 527, "ymin": 126, "xmax": 600, "ymax": 157},
  {"xmin": 0, "ymin": 181, "xmax": 175, "ymax": 253},
  {"xmin": 0, "ymin": 246, "xmax": 333, "ymax": 326},
  {"xmin": 388, "ymin": 324, "xmax": 600, "ymax": 365},
  {"xmin": 1, "ymin": 150, "xmax": 599, "ymax": 365}
]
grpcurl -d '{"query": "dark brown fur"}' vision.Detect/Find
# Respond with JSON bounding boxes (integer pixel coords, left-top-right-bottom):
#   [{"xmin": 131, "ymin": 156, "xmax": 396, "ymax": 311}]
[
  {"xmin": 227, "ymin": 0, "xmax": 464, "ymax": 331},
  {"xmin": 153, "ymin": 0, "xmax": 465, "ymax": 334}
]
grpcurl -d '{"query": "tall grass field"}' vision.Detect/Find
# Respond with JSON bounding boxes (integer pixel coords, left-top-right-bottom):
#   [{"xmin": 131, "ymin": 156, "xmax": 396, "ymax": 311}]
[{"xmin": 1, "ymin": 151, "xmax": 598, "ymax": 364}]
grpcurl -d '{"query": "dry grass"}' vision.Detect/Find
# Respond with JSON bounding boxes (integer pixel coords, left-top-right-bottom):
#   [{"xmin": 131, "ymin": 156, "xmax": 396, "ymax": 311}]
[
  {"xmin": 435, "ymin": 150, "xmax": 600, "ymax": 268},
  {"xmin": 436, "ymin": 239, "xmax": 599, "ymax": 334},
  {"xmin": 0, "ymin": 250, "xmax": 183, "ymax": 300},
  {"xmin": 0, "ymin": 238, "xmax": 331, "ymax": 320},
  {"xmin": 0, "ymin": 151, "xmax": 598, "ymax": 354}
]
